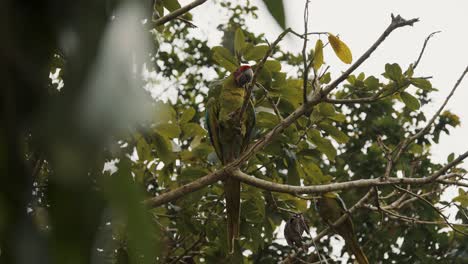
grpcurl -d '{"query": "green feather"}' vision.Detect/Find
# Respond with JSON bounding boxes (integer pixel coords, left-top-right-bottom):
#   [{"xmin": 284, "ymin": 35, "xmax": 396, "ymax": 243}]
[{"xmin": 205, "ymin": 71, "xmax": 256, "ymax": 254}]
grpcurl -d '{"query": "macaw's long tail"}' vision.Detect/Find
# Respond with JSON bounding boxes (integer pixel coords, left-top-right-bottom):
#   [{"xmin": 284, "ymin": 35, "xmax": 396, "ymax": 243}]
[
  {"xmin": 346, "ymin": 236, "xmax": 369, "ymax": 264},
  {"xmin": 224, "ymin": 176, "xmax": 240, "ymax": 254}
]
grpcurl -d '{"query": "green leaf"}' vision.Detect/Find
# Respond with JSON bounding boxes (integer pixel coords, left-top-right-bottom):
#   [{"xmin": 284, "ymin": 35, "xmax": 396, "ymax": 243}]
[
  {"xmin": 287, "ymin": 158, "xmax": 303, "ymax": 185},
  {"xmin": 244, "ymin": 45, "xmax": 269, "ymax": 61},
  {"xmin": 453, "ymin": 189, "xmax": 468, "ymax": 207},
  {"xmin": 234, "ymin": 28, "xmax": 246, "ymax": 58},
  {"xmin": 155, "ymin": 123, "xmax": 180, "ymax": 138},
  {"xmin": 319, "ymin": 123, "xmax": 349, "ymax": 144},
  {"xmin": 328, "ymin": 33, "xmax": 352, "ymax": 64},
  {"xmin": 181, "ymin": 123, "xmax": 206, "ymax": 140},
  {"xmin": 262, "ymin": 0, "xmax": 286, "ymax": 29},
  {"xmin": 264, "ymin": 60, "xmax": 281, "ymax": 72},
  {"xmin": 313, "ymin": 39, "xmax": 324, "ymax": 71},
  {"xmin": 384, "ymin": 63, "xmax": 403, "ymax": 82},
  {"xmin": 256, "ymin": 111, "xmax": 278, "ymax": 129},
  {"xmin": 408, "ymin": 143, "xmax": 423, "ymax": 154},
  {"xmin": 161, "ymin": 0, "xmax": 181, "ymax": 12},
  {"xmin": 308, "ymin": 130, "xmax": 337, "ymax": 160},
  {"xmin": 317, "ymin": 103, "xmax": 336, "ymax": 116},
  {"xmin": 136, "ymin": 135, "xmax": 151, "ymax": 161},
  {"xmin": 410, "ymin": 78, "xmax": 432, "ymax": 90},
  {"xmin": 328, "ymin": 113, "xmax": 346, "ymax": 122},
  {"xmin": 154, "ymin": 101, "xmax": 176, "ymax": 125},
  {"xmin": 212, "ymin": 46, "xmax": 238, "ymax": 72},
  {"xmin": 364, "ymin": 76, "xmax": 380, "ymax": 90},
  {"xmin": 154, "ymin": 132, "xmax": 175, "ymax": 163},
  {"xmin": 400, "ymin": 91, "xmax": 420, "ymax": 110},
  {"xmin": 179, "ymin": 107, "xmax": 195, "ymax": 124},
  {"xmin": 447, "ymin": 152, "xmax": 455, "ymax": 163},
  {"xmin": 300, "ymin": 158, "xmax": 323, "ymax": 184}
]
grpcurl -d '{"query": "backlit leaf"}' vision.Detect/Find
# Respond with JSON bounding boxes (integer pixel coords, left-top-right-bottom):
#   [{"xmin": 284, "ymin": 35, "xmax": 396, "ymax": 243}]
[
  {"xmin": 234, "ymin": 28, "xmax": 246, "ymax": 57},
  {"xmin": 400, "ymin": 91, "xmax": 420, "ymax": 110},
  {"xmin": 212, "ymin": 46, "xmax": 238, "ymax": 72},
  {"xmin": 244, "ymin": 45, "xmax": 269, "ymax": 61},
  {"xmin": 328, "ymin": 33, "xmax": 352, "ymax": 64},
  {"xmin": 313, "ymin": 39, "xmax": 324, "ymax": 71},
  {"xmin": 262, "ymin": 0, "xmax": 286, "ymax": 29}
]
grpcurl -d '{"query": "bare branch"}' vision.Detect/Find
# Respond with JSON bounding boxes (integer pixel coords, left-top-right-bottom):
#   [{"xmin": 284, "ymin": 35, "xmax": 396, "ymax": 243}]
[
  {"xmin": 413, "ymin": 31, "xmax": 441, "ymax": 70},
  {"xmin": 322, "ymin": 15, "xmax": 419, "ymax": 96},
  {"xmin": 395, "ymin": 65, "xmax": 468, "ymax": 160},
  {"xmin": 231, "ymin": 168, "xmax": 465, "ymax": 196},
  {"xmin": 153, "ymin": 0, "xmax": 207, "ymax": 27},
  {"xmin": 302, "ymin": 0, "xmax": 311, "ymax": 103},
  {"xmin": 392, "ymin": 184, "xmax": 468, "ymax": 236},
  {"xmin": 364, "ymin": 205, "xmax": 468, "ymax": 227},
  {"xmin": 145, "ymin": 168, "xmax": 229, "ymax": 207}
]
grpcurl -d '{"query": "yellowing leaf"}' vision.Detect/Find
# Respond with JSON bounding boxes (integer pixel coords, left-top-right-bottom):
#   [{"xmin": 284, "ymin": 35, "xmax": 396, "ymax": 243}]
[
  {"xmin": 328, "ymin": 33, "xmax": 353, "ymax": 64},
  {"xmin": 313, "ymin": 39, "xmax": 324, "ymax": 71}
]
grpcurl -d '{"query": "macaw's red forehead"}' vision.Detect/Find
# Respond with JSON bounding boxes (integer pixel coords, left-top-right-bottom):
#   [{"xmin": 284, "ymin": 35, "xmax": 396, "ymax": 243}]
[{"xmin": 238, "ymin": 65, "xmax": 251, "ymax": 71}]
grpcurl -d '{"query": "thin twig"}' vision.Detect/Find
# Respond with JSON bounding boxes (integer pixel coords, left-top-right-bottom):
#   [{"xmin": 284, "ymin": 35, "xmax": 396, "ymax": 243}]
[
  {"xmin": 302, "ymin": 0, "xmax": 311, "ymax": 103},
  {"xmin": 392, "ymin": 184, "xmax": 468, "ymax": 236},
  {"xmin": 413, "ymin": 31, "xmax": 441, "ymax": 70},
  {"xmin": 394, "ymin": 65, "xmax": 468, "ymax": 161}
]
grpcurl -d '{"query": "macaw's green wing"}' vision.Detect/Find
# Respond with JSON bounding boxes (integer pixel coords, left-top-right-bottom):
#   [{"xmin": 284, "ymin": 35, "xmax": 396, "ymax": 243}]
[
  {"xmin": 205, "ymin": 99, "xmax": 223, "ymax": 163},
  {"xmin": 241, "ymin": 100, "xmax": 256, "ymax": 152}
]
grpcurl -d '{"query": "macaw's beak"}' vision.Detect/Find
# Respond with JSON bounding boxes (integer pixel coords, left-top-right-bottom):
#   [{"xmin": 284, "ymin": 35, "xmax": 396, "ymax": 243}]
[{"xmin": 235, "ymin": 67, "xmax": 253, "ymax": 87}]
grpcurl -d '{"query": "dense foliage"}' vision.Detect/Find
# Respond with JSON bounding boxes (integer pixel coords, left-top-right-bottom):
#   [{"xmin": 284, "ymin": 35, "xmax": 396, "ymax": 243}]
[{"xmin": 1, "ymin": 0, "xmax": 467, "ymax": 263}]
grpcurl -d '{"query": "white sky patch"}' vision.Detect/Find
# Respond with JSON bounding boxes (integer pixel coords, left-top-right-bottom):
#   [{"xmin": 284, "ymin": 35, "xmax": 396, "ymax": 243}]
[{"xmin": 103, "ymin": 159, "xmax": 119, "ymax": 174}]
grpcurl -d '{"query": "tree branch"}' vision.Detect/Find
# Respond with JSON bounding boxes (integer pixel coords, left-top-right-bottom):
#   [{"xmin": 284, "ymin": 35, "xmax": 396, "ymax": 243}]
[
  {"xmin": 392, "ymin": 184, "xmax": 468, "ymax": 236},
  {"xmin": 144, "ymin": 14, "xmax": 423, "ymax": 208},
  {"xmin": 231, "ymin": 168, "xmax": 464, "ymax": 196},
  {"xmin": 321, "ymin": 15, "xmax": 419, "ymax": 96},
  {"xmin": 302, "ymin": 0, "xmax": 311, "ymax": 103},
  {"xmin": 413, "ymin": 31, "xmax": 441, "ymax": 70},
  {"xmin": 394, "ymin": 65, "xmax": 468, "ymax": 160},
  {"xmin": 153, "ymin": 0, "xmax": 207, "ymax": 27}
]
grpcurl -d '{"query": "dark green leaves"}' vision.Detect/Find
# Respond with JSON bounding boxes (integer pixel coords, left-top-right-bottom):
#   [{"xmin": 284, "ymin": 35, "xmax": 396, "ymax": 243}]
[
  {"xmin": 410, "ymin": 78, "xmax": 433, "ymax": 90},
  {"xmin": 308, "ymin": 129, "xmax": 337, "ymax": 160},
  {"xmin": 262, "ymin": 0, "xmax": 286, "ymax": 29},
  {"xmin": 154, "ymin": 132, "xmax": 175, "ymax": 163},
  {"xmin": 384, "ymin": 63, "xmax": 403, "ymax": 82}
]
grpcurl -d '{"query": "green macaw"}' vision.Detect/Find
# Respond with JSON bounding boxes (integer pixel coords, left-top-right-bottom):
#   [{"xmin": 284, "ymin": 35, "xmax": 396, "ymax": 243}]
[
  {"xmin": 205, "ymin": 65, "xmax": 256, "ymax": 254},
  {"xmin": 316, "ymin": 192, "xmax": 369, "ymax": 264}
]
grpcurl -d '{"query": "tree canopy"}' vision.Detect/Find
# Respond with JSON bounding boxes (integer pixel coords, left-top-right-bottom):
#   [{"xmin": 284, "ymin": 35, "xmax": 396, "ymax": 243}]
[{"xmin": 1, "ymin": 0, "xmax": 467, "ymax": 263}]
